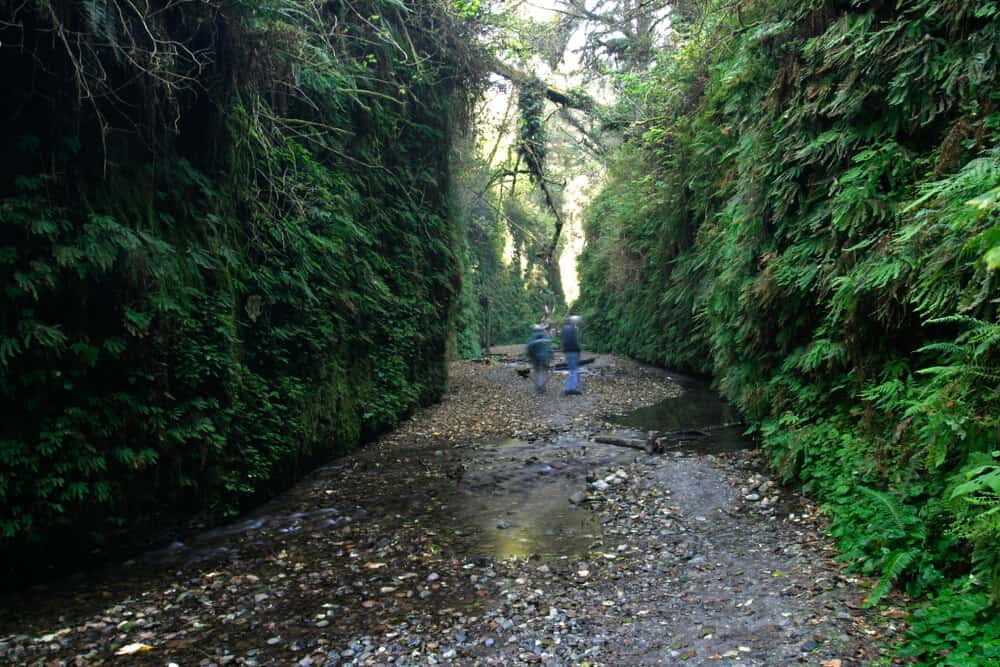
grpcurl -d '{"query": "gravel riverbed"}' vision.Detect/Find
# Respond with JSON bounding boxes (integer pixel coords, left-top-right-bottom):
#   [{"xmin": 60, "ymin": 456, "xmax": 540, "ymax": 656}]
[{"xmin": 0, "ymin": 353, "xmax": 893, "ymax": 666}]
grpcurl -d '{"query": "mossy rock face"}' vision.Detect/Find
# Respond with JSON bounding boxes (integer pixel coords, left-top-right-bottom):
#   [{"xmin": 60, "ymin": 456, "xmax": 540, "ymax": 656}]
[
  {"xmin": 576, "ymin": 0, "xmax": 1000, "ymax": 656},
  {"xmin": 0, "ymin": 0, "xmax": 480, "ymax": 582}
]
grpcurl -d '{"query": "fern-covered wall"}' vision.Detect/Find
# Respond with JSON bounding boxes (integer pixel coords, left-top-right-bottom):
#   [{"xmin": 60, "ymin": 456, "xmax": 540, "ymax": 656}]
[
  {"xmin": 0, "ymin": 0, "xmax": 481, "ymax": 583},
  {"xmin": 577, "ymin": 1, "xmax": 1000, "ymax": 659}
]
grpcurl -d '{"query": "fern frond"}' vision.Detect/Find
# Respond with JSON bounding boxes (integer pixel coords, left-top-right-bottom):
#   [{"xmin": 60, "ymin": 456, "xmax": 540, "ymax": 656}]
[
  {"xmin": 865, "ymin": 549, "xmax": 917, "ymax": 607},
  {"xmin": 859, "ymin": 486, "xmax": 907, "ymax": 534}
]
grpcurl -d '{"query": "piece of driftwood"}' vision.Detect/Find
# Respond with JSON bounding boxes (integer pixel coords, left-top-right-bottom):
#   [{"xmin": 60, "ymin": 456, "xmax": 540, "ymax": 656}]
[
  {"xmin": 552, "ymin": 357, "xmax": 596, "ymax": 370},
  {"xmin": 593, "ymin": 435, "xmax": 658, "ymax": 454},
  {"xmin": 656, "ymin": 429, "xmax": 710, "ymax": 440},
  {"xmin": 593, "ymin": 422, "xmax": 745, "ymax": 455},
  {"xmin": 650, "ymin": 422, "xmax": 744, "ymax": 440}
]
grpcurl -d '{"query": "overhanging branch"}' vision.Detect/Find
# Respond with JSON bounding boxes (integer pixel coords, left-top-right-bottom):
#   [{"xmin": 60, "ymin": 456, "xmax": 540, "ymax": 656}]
[{"xmin": 490, "ymin": 58, "xmax": 597, "ymax": 113}]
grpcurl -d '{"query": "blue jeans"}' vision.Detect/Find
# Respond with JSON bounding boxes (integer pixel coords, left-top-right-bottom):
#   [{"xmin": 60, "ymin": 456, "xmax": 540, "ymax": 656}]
[{"xmin": 564, "ymin": 351, "xmax": 581, "ymax": 394}]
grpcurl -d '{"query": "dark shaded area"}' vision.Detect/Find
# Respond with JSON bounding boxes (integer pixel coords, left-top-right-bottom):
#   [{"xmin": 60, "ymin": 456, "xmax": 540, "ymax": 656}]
[{"xmin": 0, "ymin": 0, "xmax": 482, "ymax": 591}]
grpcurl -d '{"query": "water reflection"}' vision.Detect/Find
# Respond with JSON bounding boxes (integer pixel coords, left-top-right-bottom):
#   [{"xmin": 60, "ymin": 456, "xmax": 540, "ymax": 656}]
[
  {"xmin": 424, "ymin": 437, "xmax": 633, "ymax": 560},
  {"xmin": 607, "ymin": 377, "xmax": 753, "ymax": 454}
]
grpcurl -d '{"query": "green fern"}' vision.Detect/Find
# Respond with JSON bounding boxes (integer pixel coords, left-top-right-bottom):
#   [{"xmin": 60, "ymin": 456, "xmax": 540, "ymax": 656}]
[
  {"xmin": 859, "ymin": 486, "xmax": 913, "ymax": 537},
  {"xmin": 865, "ymin": 549, "xmax": 918, "ymax": 607}
]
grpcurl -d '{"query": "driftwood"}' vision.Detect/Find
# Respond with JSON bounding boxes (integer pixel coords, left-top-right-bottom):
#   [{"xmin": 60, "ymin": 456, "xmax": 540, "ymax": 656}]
[
  {"xmin": 593, "ymin": 423, "xmax": 744, "ymax": 455},
  {"xmin": 656, "ymin": 429, "xmax": 710, "ymax": 439},
  {"xmin": 593, "ymin": 436, "xmax": 658, "ymax": 454},
  {"xmin": 552, "ymin": 357, "xmax": 596, "ymax": 370}
]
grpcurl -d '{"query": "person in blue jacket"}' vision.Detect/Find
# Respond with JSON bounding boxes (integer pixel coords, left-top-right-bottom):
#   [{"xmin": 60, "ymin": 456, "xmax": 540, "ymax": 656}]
[
  {"xmin": 525, "ymin": 324, "xmax": 552, "ymax": 394},
  {"xmin": 561, "ymin": 315, "xmax": 582, "ymax": 395}
]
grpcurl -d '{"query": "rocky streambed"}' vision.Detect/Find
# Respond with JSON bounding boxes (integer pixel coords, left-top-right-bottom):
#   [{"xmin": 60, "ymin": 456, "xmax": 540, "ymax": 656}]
[{"xmin": 0, "ymin": 354, "xmax": 894, "ymax": 666}]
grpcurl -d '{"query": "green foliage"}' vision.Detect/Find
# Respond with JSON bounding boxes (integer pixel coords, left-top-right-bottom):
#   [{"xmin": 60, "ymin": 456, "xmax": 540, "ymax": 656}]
[
  {"xmin": 0, "ymin": 0, "xmax": 483, "ymax": 579},
  {"xmin": 517, "ymin": 79, "xmax": 548, "ymax": 183},
  {"xmin": 451, "ymin": 149, "xmax": 567, "ymax": 351},
  {"xmin": 899, "ymin": 583, "xmax": 1000, "ymax": 666},
  {"xmin": 576, "ymin": 0, "xmax": 1000, "ymax": 657}
]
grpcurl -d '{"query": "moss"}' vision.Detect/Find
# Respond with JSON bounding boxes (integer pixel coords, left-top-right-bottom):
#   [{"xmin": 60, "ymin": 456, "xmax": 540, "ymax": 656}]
[{"xmin": 0, "ymin": 0, "xmax": 482, "ymax": 584}]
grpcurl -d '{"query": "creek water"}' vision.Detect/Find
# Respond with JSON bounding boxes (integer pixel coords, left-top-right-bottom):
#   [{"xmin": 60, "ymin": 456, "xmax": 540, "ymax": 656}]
[
  {"xmin": 418, "ymin": 376, "xmax": 753, "ymax": 560},
  {"xmin": 608, "ymin": 374, "xmax": 753, "ymax": 455},
  {"xmin": 139, "ymin": 372, "xmax": 752, "ymax": 568},
  {"xmin": 422, "ymin": 436, "xmax": 635, "ymax": 560}
]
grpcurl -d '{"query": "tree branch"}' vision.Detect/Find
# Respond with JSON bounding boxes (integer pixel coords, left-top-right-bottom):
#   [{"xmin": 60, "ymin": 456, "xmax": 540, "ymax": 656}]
[{"xmin": 490, "ymin": 58, "xmax": 597, "ymax": 113}]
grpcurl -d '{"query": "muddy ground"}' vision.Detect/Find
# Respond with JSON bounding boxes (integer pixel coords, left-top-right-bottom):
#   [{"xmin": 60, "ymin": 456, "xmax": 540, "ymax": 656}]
[{"xmin": 0, "ymin": 352, "xmax": 897, "ymax": 666}]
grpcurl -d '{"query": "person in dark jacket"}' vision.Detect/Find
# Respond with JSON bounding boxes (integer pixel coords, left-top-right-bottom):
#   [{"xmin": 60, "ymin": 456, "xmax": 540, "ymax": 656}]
[
  {"xmin": 526, "ymin": 324, "xmax": 552, "ymax": 394},
  {"xmin": 561, "ymin": 315, "xmax": 582, "ymax": 395}
]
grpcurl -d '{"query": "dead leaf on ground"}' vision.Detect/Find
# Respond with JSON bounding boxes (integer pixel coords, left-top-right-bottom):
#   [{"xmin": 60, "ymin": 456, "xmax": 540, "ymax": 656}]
[{"xmin": 114, "ymin": 643, "xmax": 153, "ymax": 655}]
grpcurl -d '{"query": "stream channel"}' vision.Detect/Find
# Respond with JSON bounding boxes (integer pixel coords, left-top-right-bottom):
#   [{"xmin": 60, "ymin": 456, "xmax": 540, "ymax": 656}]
[
  {"xmin": 144, "ymin": 370, "xmax": 751, "ymax": 569},
  {"xmin": 2, "ymin": 358, "xmax": 883, "ymax": 667}
]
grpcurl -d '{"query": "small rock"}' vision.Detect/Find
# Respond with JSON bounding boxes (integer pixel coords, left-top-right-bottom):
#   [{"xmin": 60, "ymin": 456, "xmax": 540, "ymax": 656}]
[
  {"xmin": 427, "ymin": 573, "xmax": 440, "ymax": 582},
  {"xmin": 746, "ymin": 493, "xmax": 761, "ymax": 501}
]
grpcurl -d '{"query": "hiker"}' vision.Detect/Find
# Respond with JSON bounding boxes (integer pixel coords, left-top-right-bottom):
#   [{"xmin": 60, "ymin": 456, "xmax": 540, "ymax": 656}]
[
  {"xmin": 562, "ymin": 315, "xmax": 582, "ymax": 395},
  {"xmin": 526, "ymin": 324, "xmax": 552, "ymax": 394}
]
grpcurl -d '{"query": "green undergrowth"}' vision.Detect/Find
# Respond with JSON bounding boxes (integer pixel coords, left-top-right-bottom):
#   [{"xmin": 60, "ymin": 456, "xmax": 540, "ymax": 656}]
[
  {"xmin": 0, "ymin": 0, "xmax": 483, "ymax": 585},
  {"xmin": 452, "ymin": 151, "xmax": 569, "ymax": 352},
  {"xmin": 577, "ymin": 0, "xmax": 1000, "ymax": 661}
]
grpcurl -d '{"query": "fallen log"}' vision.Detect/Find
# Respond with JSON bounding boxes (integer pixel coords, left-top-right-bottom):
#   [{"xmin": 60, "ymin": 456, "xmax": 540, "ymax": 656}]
[
  {"xmin": 552, "ymin": 357, "xmax": 596, "ymax": 370},
  {"xmin": 656, "ymin": 429, "xmax": 710, "ymax": 440},
  {"xmin": 593, "ymin": 435, "xmax": 658, "ymax": 454},
  {"xmin": 649, "ymin": 422, "xmax": 744, "ymax": 440}
]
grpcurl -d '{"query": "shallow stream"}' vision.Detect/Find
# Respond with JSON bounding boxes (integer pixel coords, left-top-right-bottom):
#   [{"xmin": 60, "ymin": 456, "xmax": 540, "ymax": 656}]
[{"xmin": 137, "ymin": 372, "xmax": 754, "ymax": 568}]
